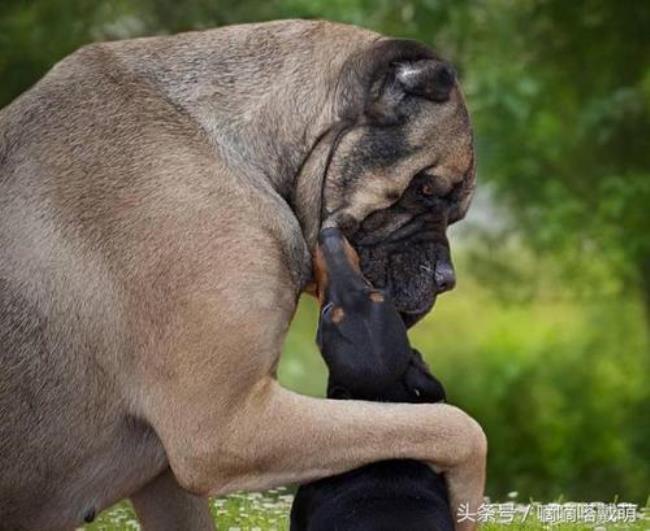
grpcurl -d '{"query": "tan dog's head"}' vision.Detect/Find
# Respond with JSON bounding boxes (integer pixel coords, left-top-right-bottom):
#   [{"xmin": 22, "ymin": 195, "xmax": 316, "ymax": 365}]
[{"xmin": 322, "ymin": 38, "xmax": 475, "ymax": 327}]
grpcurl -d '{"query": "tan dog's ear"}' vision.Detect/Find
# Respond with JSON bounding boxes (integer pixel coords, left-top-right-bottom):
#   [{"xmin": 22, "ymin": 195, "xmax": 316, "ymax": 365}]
[
  {"xmin": 396, "ymin": 60, "xmax": 456, "ymax": 102},
  {"xmin": 338, "ymin": 39, "xmax": 441, "ymax": 126},
  {"xmin": 367, "ymin": 59, "xmax": 456, "ymax": 124}
]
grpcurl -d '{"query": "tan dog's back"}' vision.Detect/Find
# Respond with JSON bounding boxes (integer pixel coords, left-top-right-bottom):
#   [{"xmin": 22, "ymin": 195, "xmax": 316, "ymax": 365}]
[{"xmin": 0, "ymin": 21, "xmax": 349, "ymax": 527}]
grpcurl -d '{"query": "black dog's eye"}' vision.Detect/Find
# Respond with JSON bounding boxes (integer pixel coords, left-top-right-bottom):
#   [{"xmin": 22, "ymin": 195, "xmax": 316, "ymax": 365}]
[{"xmin": 321, "ymin": 302, "xmax": 334, "ymax": 317}]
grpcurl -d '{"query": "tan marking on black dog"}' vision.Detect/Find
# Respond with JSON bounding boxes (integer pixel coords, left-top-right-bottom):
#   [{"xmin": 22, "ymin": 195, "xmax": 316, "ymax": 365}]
[
  {"xmin": 331, "ymin": 306, "xmax": 345, "ymax": 324},
  {"xmin": 369, "ymin": 291, "xmax": 385, "ymax": 303}
]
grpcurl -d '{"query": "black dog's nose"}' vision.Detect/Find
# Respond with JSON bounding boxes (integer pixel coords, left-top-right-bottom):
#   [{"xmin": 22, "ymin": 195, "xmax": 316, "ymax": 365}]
[{"xmin": 434, "ymin": 262, "xmax": 456, "ymax": 294}]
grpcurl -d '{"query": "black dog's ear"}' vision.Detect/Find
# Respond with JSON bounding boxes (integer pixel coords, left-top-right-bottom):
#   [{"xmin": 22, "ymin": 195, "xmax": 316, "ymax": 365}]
[{"xmin": 403, "ymin": 350, "xmax": 447, "ymax": 403}]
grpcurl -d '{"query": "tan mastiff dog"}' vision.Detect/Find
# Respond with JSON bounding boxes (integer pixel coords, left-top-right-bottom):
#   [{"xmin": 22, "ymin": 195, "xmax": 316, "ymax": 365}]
[{"xmin": 0, "ymin": 19, "xmax": 485, "ymax": 530}]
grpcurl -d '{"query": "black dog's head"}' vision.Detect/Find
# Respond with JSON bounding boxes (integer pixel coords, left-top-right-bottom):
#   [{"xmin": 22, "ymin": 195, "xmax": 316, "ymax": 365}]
[
  {"xmin": 314, "ymin": 227, "xmax": 446, "ymax": 403},
  {"xmin": 326, "ymin": 346, "xmax": 447, "ymax": 405}
]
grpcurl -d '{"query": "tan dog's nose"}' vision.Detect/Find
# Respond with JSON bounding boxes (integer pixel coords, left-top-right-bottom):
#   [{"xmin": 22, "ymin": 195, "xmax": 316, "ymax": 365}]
[{"xmin": 434, "ymin": 261, "xmax": 456, "ymax": 294}]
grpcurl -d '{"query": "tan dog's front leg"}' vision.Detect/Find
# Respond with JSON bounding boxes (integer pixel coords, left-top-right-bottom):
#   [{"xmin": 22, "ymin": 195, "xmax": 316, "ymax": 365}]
[
  {"xmin": 164, "ymin": 378, "xmax": 486, "ymax": 531},
  {"xmin": 137, "ymin": 248, "xmax": 485, "ymax": 530},
  {"xmin": 130, "ymin": 469, "xmax": 215, "ymax": 531}
]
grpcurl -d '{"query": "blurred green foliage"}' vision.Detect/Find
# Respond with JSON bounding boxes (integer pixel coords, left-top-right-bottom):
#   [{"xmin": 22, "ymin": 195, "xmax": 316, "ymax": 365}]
[
  {"xmin": 1, "ymin": 0, "xmax": 648, "ymax": 503},
  {"xmin": 281, "ymin": 253, "xmax": 650, "ymax": 502}
]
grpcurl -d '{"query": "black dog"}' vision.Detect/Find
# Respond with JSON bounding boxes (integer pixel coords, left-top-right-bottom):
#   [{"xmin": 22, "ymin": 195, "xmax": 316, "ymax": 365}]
[{"xmin": 290, "ymin": 228, "xmax": 454, "ymax": 531}]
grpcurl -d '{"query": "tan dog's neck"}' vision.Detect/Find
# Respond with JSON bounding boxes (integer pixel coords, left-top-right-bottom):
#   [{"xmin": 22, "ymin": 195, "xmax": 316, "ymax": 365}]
[
  {"xmin": 292, "ymin": 123, "xmax": 355, "ymax": 252},
  {"xmin": 107, "ymin": 21, "xmax": 379, "ymax": 254}
]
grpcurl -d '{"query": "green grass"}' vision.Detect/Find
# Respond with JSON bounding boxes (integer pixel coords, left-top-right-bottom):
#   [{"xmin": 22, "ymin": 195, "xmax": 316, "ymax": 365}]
[{"xmin": 85, "ymin": 494, "xmax": 650, "ymax": 530}]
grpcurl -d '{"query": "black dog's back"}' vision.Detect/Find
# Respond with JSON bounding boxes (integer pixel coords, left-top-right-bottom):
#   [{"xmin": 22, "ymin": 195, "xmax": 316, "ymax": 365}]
[
  {"xmin": 291, "ymin": 228, "xmax": 453, "ymax": 531},
  {"xmin": 292, "ymin": 460, "xmax": 452, "ymax": 531},
  {"xmin": 291, "ymin": 372, "xmax": 453, "ymax": 531}
]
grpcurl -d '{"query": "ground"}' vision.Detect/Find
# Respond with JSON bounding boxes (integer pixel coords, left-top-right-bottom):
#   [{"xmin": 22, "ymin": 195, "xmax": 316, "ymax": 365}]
[{"xmin": 83, "ymin": 490, "xmax": 649, "ymax": 530}]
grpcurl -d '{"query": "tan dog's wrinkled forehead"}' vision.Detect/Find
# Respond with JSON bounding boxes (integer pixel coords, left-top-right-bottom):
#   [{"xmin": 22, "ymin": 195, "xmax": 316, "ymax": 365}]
[{"xmin": 321, "ymin": 39, "xmax": 474, "ymax": 233}]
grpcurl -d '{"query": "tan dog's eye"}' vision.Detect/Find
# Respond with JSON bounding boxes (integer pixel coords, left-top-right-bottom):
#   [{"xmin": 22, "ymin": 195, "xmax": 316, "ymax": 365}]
[{"xmin": 416, "ymin": 171, "xmax": 455, "ymax": 199}]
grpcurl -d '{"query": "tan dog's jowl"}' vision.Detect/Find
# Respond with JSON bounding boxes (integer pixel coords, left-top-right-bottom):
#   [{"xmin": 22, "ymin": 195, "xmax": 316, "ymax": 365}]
[{"xmin": 0, "ymin": 20, "xmax": 485, "ymax": 530}]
